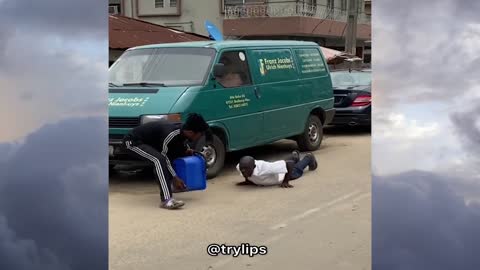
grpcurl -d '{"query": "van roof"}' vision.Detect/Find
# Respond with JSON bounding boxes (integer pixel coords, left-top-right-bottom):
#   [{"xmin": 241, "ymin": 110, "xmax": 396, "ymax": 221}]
[{"xmin": 129, "ymin": 40, "xmax": 319, "ymax": 51}]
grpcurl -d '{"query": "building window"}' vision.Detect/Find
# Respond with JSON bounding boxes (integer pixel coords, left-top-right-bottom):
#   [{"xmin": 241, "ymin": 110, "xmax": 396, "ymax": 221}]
[
  {"xmin": 304, "ymin": 0, "xmax": 316, "ymax": 6},
  {"xmin": 138, "ymin": 0, "xmax": 180, "ymax": 16},
  {"xmin": 224, "ymin": 0, "xmax": 263, "ymax": 6},
  {"xmin": 224, "ymin": 0, "xmax": 243, "ymax": 6},
  {"xmin": 109, "ymin": 5, "xmax": 121, "ymax": 14},
  {"xmin": 222, "ymin": 0, "xmax": 266, "ymax": 14},
  {"xmin": 155, "ymin": 0, "xmax": 164, "ymax": 8},
  {"xmin": 341, "ymin": 0, "xmax": 347, "ymax": 11},
  {"xmin": 298, "ymin": 0, "xmax": 317, "ymax": 15},
  {"xmin": 327, "ymin": 0, "xmax": 335, "ymax": 9}
]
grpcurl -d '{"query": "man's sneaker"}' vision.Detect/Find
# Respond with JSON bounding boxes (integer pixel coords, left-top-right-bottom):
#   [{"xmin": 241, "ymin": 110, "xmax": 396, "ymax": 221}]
[
  {"xmin": 160, "ymin": 198, "xmax": 185, "ymax": 210},
  {"xmin": 291, "ymin": 150, "xmax": 301, "ymax": 163},
  {"xmin": 307, "ymin": 153, "xmax": 318, "ymax": 171}
]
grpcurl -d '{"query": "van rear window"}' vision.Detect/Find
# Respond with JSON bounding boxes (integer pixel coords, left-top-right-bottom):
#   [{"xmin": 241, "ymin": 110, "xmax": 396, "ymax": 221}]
[
  {"xmin": 294, "ymin": 48, "xmax": 327, "ymax": 78},
  {"xmin": 250, "ymin": 49, "xmax": 298, "ymax": 84}
]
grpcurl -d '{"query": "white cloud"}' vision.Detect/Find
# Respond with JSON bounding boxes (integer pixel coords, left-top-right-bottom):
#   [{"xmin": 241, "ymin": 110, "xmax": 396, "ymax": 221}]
[
  {"xmin": 373, "ymin": 110, "xmax": 463, "ymax": 175},
  {"xmin": 373, "ymin": 1, "xmax": 480, "ymax": 106},
  {"xmin": 0, "ymin": 33, "xmax": 106, "ymax": 142},
  {"xmin": 459, "ymin": 23, "xmax": 480, "ymax": 59},
  {"xmin": 0, "ymin": 0, "xmax": 105, "ymax": 40},
  {"xmin": 372, "ymin": 2, "xmax": 480, "ymax": 268},
  {"xmin": 373, "ymin": 0, "xmax": 480, "ymax": 179},
  {"xmin": 0, "ymin": 1, "xmax": 107, "ymax": 269},
  {"xmin": 0, "ymin": 0, "xmax": 108, "ymax": 143},
  {"xmin": 376, "ymin": 113, "xmax": 440, "ymax": 140}
]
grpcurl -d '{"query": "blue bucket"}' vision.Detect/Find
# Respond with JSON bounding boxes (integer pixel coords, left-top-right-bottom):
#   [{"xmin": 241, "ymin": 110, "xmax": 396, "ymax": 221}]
[{"xmin": 173, "ymin": 154, "xmax": 207, "ymax": 192}]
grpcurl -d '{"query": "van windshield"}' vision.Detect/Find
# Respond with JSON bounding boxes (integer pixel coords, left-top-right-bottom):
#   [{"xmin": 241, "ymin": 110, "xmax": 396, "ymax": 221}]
[{"xmin": 109, "ymin": 47, "xmax": 215, "ymax": 87}]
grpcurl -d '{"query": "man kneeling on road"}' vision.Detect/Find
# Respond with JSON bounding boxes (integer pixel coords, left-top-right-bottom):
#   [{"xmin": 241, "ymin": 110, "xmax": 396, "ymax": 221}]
[
  {"xmin": 123, "ymin": 113, "xmax": 210, "ymax": 210},
  {"xmin": 236, "ymin": 151, "xmax": 318, "ymax": 188}
]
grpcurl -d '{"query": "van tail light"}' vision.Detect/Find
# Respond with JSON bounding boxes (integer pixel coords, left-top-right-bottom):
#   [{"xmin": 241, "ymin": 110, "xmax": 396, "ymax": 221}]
[{"xmin": 352, "ymin": 95, "xmax": 371, "ymax": 107}]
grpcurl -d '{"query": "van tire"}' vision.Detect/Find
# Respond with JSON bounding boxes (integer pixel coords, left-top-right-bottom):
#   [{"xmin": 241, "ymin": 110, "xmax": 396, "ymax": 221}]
[
  {"xmin": 297, "ymin": 115, "xmax": 323, "ymax": 151},
  {"xmin": 203, "ymin": 134, "xmax": 226, "ymax": 179}
]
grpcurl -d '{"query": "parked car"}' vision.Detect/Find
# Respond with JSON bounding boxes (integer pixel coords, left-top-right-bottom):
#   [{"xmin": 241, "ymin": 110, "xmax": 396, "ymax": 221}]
[
  {"xmin": 329, "ymin": 69, "xmax": 371, "ymax": 127},
  {"xmin": 108, "ymin": 40, "xmax": 335, "ymax": 178}
]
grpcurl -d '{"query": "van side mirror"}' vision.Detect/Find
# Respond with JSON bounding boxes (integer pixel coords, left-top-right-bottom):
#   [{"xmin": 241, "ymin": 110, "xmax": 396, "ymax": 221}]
[{"xmin": 213, "ymin": 63, "xmax": 226, "ymax": 78}]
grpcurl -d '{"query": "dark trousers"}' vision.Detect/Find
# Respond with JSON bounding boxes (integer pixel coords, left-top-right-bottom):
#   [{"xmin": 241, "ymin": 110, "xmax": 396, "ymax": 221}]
[
  {"xmin": 124, "ymin": 140, "xmax": 173, "ymax": 202},
  {"xmin": 289, "ymin": 155, "xmax": 314, "ymax": 180}
]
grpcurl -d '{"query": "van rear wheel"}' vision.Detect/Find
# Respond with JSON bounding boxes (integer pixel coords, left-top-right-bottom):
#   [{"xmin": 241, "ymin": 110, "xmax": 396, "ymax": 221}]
[
  {"xmin": 297, "ymin": 115, "xmax": 323, "ymax": 151},
  {"xmin": 201, "ymin": 134, "xmax": 225, "ymax": 179}
]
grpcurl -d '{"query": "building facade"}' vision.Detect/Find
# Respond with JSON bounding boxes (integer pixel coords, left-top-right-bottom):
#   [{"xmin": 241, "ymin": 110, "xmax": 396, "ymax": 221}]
[
  {"xmin": 110, "ymin": 0, "xmax": 224, "ymax": 36},
  {"xmin": 109, "ymin": 15, "xmax": 209, "ymax": 65},
  {"xmin": 110, "ymin": 0, "xmax": 371, "ymax": 61}
]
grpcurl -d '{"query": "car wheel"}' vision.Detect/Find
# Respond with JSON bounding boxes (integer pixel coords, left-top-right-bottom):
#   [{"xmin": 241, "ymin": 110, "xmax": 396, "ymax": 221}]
[
  {"xmin": 297, "ymin": 115, "xmax": 323, "ymax": 151},
  {"xmin": 201, "ymin": 134, "xmax": 225, "ymax": 179}
]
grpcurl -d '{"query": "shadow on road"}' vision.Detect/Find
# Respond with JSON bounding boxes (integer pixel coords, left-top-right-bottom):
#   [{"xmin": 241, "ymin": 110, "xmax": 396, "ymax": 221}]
[
  {"xmin": 110, "ymin": 126, "xmax": 370, "ymax": 183},
  {"xmin": 324, "ymin": 125, "xmax": 371, "ymax": 135},
  {"xmin": 110, "ymin": 141, "xmax": 299, "ymax": 184},
  {"xmin": 110, "ymin": 168, "xmax": 155, "ymax": 184}
]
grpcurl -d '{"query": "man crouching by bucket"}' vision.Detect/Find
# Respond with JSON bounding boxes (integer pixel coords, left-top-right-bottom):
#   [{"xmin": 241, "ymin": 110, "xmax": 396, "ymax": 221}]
[{"xmin": 123, "ymin": 113, "xmax": 210, "ymax": 210}]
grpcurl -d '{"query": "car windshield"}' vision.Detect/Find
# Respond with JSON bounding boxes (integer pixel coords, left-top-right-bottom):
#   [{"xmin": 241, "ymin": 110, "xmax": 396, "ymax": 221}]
[
  {"xmin": 109, "ymin": 47, "xmax": 216, "ymax": 87},
  {"xmin": 330, "ymin": 71, "xmax": 371, "ymax": 87}
]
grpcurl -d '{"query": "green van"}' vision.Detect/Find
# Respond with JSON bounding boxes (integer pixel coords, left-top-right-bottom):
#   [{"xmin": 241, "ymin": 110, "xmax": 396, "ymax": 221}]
[{"xmin": 109, "ymin": 40, "xmax": 335, "ymax": 178}]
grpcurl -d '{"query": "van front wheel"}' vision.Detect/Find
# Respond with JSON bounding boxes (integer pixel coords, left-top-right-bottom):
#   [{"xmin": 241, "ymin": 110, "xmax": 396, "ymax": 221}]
[
  {"xmin": 202, "ymin": 134, "xmax": 225, "ymax": 179},
  {"xmin": 297, "ymin": 115, "xmax": 323, "ymax": 151}
]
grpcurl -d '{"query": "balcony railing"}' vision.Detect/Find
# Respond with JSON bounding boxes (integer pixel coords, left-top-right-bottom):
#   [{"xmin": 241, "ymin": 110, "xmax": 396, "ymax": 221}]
[{"xmin": 224, "ymin": 2, "xmax": 371, "ymax": 24}]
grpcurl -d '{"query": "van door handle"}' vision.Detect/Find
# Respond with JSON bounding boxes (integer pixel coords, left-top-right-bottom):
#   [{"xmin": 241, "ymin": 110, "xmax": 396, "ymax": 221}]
[{"xmin": 253, "ymin": 87, "xmax": 261, "ymax": 99}]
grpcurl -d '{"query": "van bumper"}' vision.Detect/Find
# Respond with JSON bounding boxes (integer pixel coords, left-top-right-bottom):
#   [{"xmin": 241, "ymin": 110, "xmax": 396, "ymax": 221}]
[
  {"xmin": 109, "ymin": 138, "xmax": 150, "ymax": 168},
  {"xmin": 330, "ymin": 106, "xmax": 371, "ymax": 126},
  {"xmin": 324, "ymin": 109, "xmax": 336, "ymax": 126}
]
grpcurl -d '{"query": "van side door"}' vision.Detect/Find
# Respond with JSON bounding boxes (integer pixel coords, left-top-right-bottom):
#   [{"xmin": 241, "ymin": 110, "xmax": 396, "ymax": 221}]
[
  {"xmin": 193, "ymin": 50, "xmax": 263, "ymax": 151},
  {"xmin": 248, "ymin": 48, "xmax": 305, "ymax": 142}
]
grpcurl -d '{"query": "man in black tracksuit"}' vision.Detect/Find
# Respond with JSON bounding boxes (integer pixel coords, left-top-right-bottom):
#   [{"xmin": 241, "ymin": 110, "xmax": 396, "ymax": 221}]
[{"xmin": 123, "ymin": 113, "xmax": 210, "ymax": 209}]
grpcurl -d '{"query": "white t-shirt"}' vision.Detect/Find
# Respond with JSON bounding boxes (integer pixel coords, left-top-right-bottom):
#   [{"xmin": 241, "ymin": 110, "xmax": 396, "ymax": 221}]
[{"xmin": 236, "ymin": 160, "xmax": 288, "ymax": 186}]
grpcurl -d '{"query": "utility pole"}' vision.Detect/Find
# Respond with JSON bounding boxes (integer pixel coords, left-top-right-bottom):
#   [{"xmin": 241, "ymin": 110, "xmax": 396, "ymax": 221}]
[{"xmin": 345, "ymin": 0, "xmax": 359, "ymax": 55}]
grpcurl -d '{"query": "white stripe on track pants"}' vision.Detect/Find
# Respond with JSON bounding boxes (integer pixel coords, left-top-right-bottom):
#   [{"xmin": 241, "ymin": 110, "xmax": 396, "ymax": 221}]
[{"xmin": 125, "ymin": 141, "xmax": 173, "ymax": 202}]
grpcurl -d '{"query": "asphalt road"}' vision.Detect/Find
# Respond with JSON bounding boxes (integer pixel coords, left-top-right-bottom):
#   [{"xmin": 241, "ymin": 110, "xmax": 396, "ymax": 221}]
[{"xmin": 109, "ymin": 127, "xmax": 371, "ymax": 270}]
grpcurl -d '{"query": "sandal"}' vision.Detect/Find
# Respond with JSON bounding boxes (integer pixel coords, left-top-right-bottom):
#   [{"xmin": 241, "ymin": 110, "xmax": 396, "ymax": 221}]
[{"xmin": 160, "ymin": 198, "xmax": 185, "ymax": 209}]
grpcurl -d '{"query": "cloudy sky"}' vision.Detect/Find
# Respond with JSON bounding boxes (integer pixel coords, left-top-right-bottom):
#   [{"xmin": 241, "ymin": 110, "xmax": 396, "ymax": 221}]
[
  {"xmin": 0, "ymin": 0, "xmax": 108, "ymax": 269},
  {"xmin": 373, "ymin": 0, "xmax": 480, "ymax": 269},
  {"xmin": 373, "ymin": 0, "xmax": 480, "ymax": 176},
  {"xmin": 1, "ymin": 0, "xmax": 479, "ymax": 269},
  {"xmin": 0, "ymin": 0, "xmax": 106, "ymax": 142}
]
